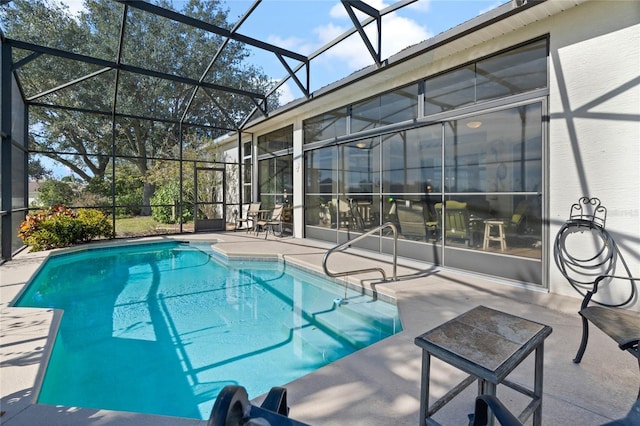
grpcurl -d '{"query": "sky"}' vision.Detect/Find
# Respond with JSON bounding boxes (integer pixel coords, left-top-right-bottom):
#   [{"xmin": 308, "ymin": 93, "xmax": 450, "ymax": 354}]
[{"xmin": 62, "ymin": 0, "xmax": 504, "ymax": 103}]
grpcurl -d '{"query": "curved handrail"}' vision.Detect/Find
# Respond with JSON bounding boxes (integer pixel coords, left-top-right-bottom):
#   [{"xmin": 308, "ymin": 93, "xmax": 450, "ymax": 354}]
[{"xmin": 322, "ymin": 222, "xmax": 398, "ymax": 282}]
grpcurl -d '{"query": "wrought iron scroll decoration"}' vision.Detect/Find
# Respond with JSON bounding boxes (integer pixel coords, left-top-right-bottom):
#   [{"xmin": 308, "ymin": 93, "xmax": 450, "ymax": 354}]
[{"xmin": 568, "ymin": 196, "xmax": 607, "ymax": 229}]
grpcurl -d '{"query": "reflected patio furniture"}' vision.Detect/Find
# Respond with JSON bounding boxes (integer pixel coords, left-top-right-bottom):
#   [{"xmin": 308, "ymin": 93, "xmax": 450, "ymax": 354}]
[
  {"xmin": 355, "ymin": 201, "xmax": 372, "ymax": 227},
  {"xmin": 333, "ymin": 198, "xmax": 351, "ymax": 229},
  {"xmin": 396, "ymin": 199, "xmax": 428, "ymax": 241},
  {"xmin": 235, "ymin": 202, "xmax": 261, "ymax": 232},
  {"xmin": 256, "ymin": 204, "xmax": 284, "ymax": 239},
  {"xmin": 509, "ymin": 199, "xmax": 529, "ymax": 232},
  {"xmin": 348, "ymin": 198, "xmax": 366, "ymax": 231},
  {"xmin": 435, "ymin": 200, "xmax": 470, "ymax": 245},
  {"xmin": 483, "ymin": 219, "xmax": 507, "ymax": 251},
  {"xmin": 485, "ymin": 200, "xmax": 538, "ymax": 249}
]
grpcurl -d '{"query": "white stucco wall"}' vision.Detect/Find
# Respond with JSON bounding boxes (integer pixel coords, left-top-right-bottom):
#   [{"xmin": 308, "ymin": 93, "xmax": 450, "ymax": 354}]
[{"xmin": 546, "ymin": 0, "xmax": 640, "ymax": 306}]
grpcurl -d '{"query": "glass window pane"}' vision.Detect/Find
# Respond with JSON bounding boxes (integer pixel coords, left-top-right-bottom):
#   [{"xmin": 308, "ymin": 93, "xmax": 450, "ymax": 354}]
[
  {"xmin": 258, "ymin": 155, "xmax": 292, "ymax": 208},
  {"xmin": 305, "ymin": 146, "xmax": 337, "ymax": 195},
  {"xmin": 258, "ymin": 158, "xmax": 273, "ymax": 196},
  {"xmin": 257, "ymin": 125, "xmax": 293, "ymax": 155},
  {"xmin": 444, "ymin": 104, "xmax": 542, "ymax": 194},
  {"xmin": 305, "ymin": 194, "xmax": 335, "ymax": 228},
  {"xmin": 380, "ymin": 84, "xmax": 419, "ymax": 125},
  {"xmin": 351, "ymin": 98, "xmax": 380, "ymax": 133},
  {"xmin": 476, "ymin": 39, "xmax": 547, "ymax": 102},
  {"xmin": 305, "ymin": 146, "xmax": 338, "ymax": 229},
  {"xmin": 424, "ymin": 65, "xmax": 475, "ymax": 116},
  {"xmin": 340, "ymin": 139, "xmax": 379, "ymax": 196},
  {"xmin": 303, "ymin": 108, "xmax": 348, "ymax": 143},
  {"xmin": 381, "ymin": 125, "xmax": 442, "ymax": 195},
  {"xmin": 461, "ymin": 194, "xmax": 542, "ymax": 259}
]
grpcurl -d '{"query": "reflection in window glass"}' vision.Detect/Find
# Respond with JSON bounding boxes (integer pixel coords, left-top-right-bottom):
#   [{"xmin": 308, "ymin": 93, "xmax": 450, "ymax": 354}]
[
  {"xmin": 243, "ymin": 141, "xmax": 252, "ymax": 158},
  {"xmin": 257, "ymin": 125, "xmax": 293, "ymax": 155},
  {"xmin": 305, "ymin": 146, "xmax": 338, "ymax": 228},
  {"xmin": 381, "ymin": 125, "xmax": 442, "ymax": 195},
  {"xmin": 351, "ymin": 98, "xmax": 380, "ymax": 133},
  {"xmin": 243, "ymin": 158, "xmax": 252, "ymax": 203},
  {"xmin": 442, "ymin": 104, "xmax": 542, "ymax": 258},
  {"xmin": 340, "ymin": 139, "xmax": 379, "ymax": 196},
  {"xmin": 476, "ymin": 39, "xmax": 547, "ymax": 102},
  {"xmin": 306, "ymin": 147, "xmax": 337, "ymax": 196},
  {"xmin": 303, "ymin": 108, "xmax": 348, "ymax": 143},
  {"xmin": 383, "ymin": 194, "xmax": 440, "ymax": 242},
  {"xmin": 380, "ymin": 84, "xmax": 419, "ymax": 125},
  {"xmin": 424, "ymin": 65, "xmax": 475, "ymax": 116},
  {"xmin": 444, "ymin": 104, "xmax": 542, "ymax": 194},
  {"xmin": 258, "ymin": 155, "xmax": 292, "ymax": 209}
]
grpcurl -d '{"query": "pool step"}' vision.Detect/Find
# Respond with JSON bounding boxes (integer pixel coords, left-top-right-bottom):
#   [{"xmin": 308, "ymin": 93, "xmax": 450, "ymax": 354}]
[
  {"xmin": 281, "ymin": 300, "xmax": 398, "ymax": 360},
  {"xmin": 326, "ymin": 297, "xmax": 401, "ymax": 336}
]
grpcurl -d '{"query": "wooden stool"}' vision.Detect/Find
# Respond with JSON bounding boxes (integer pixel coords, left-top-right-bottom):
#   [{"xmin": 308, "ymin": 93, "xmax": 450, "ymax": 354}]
[{"xmin": 483, "ymin": 220, "xmax": 507, "ymax": 251}]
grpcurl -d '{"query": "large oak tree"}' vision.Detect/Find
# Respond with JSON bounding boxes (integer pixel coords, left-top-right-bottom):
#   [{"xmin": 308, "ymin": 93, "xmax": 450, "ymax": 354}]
[{"xmin": 2, "ymin": 0, "xmax": 276, "ymax": 214}]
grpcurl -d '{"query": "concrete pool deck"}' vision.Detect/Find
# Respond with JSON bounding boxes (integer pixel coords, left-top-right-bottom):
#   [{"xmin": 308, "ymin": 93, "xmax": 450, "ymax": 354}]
[{"xmin": 1, "ymin": 232, "xmax": 637, "ymax": 425}]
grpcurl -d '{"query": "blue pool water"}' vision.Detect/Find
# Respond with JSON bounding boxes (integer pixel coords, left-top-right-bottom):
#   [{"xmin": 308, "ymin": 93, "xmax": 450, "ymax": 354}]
[{"xmin": 14, "ymin": 241, "xmax": 402, "ymax": 420}]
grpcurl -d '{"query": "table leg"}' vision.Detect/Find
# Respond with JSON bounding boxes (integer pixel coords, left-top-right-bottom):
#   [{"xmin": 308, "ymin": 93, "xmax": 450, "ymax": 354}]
[
  {"xmin": 477, "ymin": 380, "xmax": 497, "ymax": 426},
  {"xmin": 419, "ymin": 351, "xmax": 431, "ymax": 425},
  {"xmin": 533, "ymin": 342, "xmax": 544, "ymax": 426}
]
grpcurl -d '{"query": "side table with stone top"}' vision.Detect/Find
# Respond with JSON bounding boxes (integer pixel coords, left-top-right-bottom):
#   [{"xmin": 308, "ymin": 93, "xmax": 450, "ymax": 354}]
[{"xmin": 414, "ymin": 305, "xmax": 553, "ymax": 426}]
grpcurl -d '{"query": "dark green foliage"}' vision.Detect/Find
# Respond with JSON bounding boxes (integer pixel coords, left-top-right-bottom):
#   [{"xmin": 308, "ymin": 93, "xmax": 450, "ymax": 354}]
[
  {"xmin": 35, "ymin": 179, "xmax": 77, "ymax": 207},
  {"xmin": 151, "ymin": 181, "xmax": 193, "ymax": 224},
  {"xmin": 2, "ymin": 0, "xmax": 278, "ymax": 215},
  {"xmin": 18, "ymin": 205, "xmax": 114, "ymax": 251}
]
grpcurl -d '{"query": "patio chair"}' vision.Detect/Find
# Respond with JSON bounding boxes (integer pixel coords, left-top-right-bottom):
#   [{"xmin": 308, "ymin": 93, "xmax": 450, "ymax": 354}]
[
  {"xmin": 470, "ymin": 394, "xmax": 640, "ymax": 426},
  {"xmin": 235, "ymin": 202, "xmax": 261, "ymax": 232},
  {"xmin": 554, "ymin": 197, "xmax": 640, "ymax": 399},
  {"xmin": 208, "ymin": 385, "xmax": 310, "ymax": 426},
  {"xmin": 256, "ymin": 204, "xmax": 284, "ymax": 239},
  {"xmin": 348, "ymin": 198, "xmax": 366, "ymax": 231},
  {"xmin": 435, "ymin": 200, "xmax": 470, "ymax": 245},
  {"xmin": 395, "ymin": 199, "xmax": 428, "ymax": 241}
]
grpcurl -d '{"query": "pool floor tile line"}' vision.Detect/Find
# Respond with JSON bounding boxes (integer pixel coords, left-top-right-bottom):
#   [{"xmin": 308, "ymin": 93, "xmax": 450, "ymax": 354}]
[{"xmin": 0, "ymin": 232, "xmax": 637, "ymax": 425}]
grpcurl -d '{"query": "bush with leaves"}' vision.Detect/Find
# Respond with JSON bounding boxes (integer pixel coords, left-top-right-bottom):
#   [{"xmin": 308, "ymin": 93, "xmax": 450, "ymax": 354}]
[
  {"xmin": 151, "ymin": 181, "xmax": 193, "ymax": 224},
  {"xmin": 19, "ymin": 205, "xmax": 114, "ymax": 251},
  {"xmin": 34, "ymin": 179, "xmax": 77, "ymax": 207}
]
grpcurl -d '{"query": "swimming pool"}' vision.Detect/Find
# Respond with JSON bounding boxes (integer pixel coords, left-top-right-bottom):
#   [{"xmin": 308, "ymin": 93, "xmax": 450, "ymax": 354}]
[{"xmin": 14, "ymin": 241, "xmax": 402, "ymax": 420}]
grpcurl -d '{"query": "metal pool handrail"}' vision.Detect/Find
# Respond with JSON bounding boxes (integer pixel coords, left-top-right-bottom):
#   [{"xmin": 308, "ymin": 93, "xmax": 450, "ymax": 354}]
[{"xmin": 322, "ymin": 222, "xmax": 398, "ymax": 281}]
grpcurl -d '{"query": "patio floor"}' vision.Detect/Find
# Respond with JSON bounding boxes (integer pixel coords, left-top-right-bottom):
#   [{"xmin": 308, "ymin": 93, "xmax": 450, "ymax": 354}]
[{"xmin": 1, "ymin": 232, "xmax": 637, "ymax": 425}]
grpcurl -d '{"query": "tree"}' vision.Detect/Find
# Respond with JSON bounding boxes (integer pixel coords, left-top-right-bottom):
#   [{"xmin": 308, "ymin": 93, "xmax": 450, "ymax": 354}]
[
  {"xmin": 35, "ymin": 179, "xmax": 76, "ymax": 207},
  {"xmin": 28, "ymin": 158, "xmax": 53, "ymax": 181},
  {"xmin": 2, "ymin": 0, "xmax": 278, "ymax": 215}
]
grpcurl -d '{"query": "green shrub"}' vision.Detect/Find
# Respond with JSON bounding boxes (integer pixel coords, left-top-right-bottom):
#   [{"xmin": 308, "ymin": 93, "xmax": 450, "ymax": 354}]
[
  {"xmin": 151, "ymin": 182, "xmax": 193, "ymax": 224},
  {"xmin": 18, "ymin": 205, "xmax": 114, "ymax": 251},
  {"xmin": 76, "ymin": 209, "xmax": 114, "ymax": 241}
]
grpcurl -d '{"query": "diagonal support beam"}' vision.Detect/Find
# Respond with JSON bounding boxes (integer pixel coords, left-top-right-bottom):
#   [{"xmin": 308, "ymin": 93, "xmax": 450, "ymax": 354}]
[
  {"xmin": 240, "ymin": 0, "xmax": 417, "ymax": 129},
  {"xmin": 6, "ymin": 38, "xmax": 266, "ymax": 103},
  {"xmin": 275, "ymin": 53, "xmax": 309, "ymax": 98},
  {"xmin": 11, "ymin": 51, "xmax": 42, "ymax": 71},
  {"xmin": 341, "ymin": 0, "xmax": 382, "ymax": 66},
  {"xmin": 119, "ymin": 1, "xmax": 312, "ymax": 101},
  {"xmin": 115, "ymin": 1, "xmax": 307, "ymax": 63},
  {"xmin": 27, "ymin": 67, "xmax": 112, "ymax": 102},
  {"xmin": 182, "ymin": 0, "xmax": 262, "ymax": 124}
]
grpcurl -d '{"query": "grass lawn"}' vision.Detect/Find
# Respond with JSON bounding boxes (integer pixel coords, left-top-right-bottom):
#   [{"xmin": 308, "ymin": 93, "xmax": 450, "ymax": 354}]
[{"xmin": 115, "ymin": 216, "xmax": 187, "ymax": 236}]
